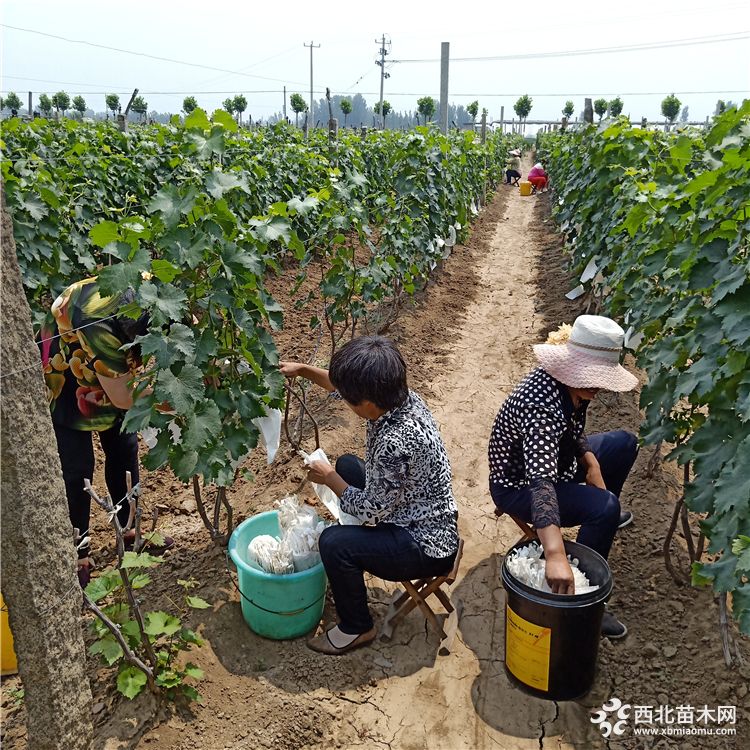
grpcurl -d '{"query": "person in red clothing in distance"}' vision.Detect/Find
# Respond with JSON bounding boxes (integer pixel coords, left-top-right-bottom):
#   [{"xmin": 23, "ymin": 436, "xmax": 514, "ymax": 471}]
[{"xmin": 527, "ymin": 162, "xmax": 549, "ymax": 193}]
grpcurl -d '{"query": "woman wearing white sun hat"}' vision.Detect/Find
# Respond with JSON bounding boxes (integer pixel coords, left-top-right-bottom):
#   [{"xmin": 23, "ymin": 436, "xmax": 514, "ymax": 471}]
[
  {"xmin": 506, "ymin": 149, "xmax": 522, "ymax": 185},
  {"xmin": 488, "ymin": 315, "xmax": 638, "ymax": 639}
]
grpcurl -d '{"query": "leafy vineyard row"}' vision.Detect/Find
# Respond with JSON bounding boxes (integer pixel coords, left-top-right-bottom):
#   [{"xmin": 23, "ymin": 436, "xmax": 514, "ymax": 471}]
[
  {"xmin": 2, "ymin": 112, "xmax": 521, "ymax": 489},
  {"xmin": 537, "ymin": 103, "xmax": 750, "ymax": 633}
]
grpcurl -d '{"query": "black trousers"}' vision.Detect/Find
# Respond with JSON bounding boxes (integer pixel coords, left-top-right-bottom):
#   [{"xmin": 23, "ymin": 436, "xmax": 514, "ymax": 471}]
[
  {"xmin": 491, "ymin": 430, "xmax": 638, "ymax": 559},
  {"xmin": 54, "ymin": 422, "xmax": 139, "ymax": 559},
  {"xmin": 318, "ymin": 454, "xmax": 456, "ymax": 633}
]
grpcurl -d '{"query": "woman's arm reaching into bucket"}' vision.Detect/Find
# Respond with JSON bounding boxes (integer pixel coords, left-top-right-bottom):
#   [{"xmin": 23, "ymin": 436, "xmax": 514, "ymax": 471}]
[{"xmin": 537, "ymin": 526, "xmax": 575, "ymax": 595}]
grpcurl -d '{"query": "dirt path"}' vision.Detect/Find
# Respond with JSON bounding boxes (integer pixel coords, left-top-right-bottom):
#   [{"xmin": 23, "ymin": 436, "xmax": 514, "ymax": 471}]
[
  {"xmin": 342, "ymin": 165, "xmax": 601, "ymax": 749},
  {"xmin": 3, "ymin": 162, "xmax": 748, "ymax": 750},
  {"xmin": 326, "ymin": 167, "xmax": 750, "ymax": 749},
  {"xmin": 291, "ymin": 165, "xmax": 749, "ymax": 749}
]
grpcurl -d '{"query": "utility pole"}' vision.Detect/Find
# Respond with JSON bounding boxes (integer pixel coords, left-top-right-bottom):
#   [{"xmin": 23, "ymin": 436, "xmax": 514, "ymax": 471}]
[
  {"xmin": 584, "ymin": 97, "xmax": 594, "ymax": 124},
  {"xmin": 118, "ymin": 87, "xmax": 138, "ymax": 132},
  {"xmin": 375, "ymin": 34, "xmax": 390, "ymax": 129},
  {"xmin": 283, "ymin": 85, "xmax": 287, "ymax": 122},
  {"xmin": 439, "ymin": 42, "xmax": 449, "ymax": 134},
  {"xmin": 304, "ymin": 41, "xmax": 320, "ymax": 137}
]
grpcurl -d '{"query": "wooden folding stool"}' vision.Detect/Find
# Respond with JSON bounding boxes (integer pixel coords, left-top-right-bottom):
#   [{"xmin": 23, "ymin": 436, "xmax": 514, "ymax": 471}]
[
  {"xmin": 380, "ymin": 539, "xmax": 464, "ymax": 655},
  {"xmin": 493, "ymin": 507, "xmax": 538, "ymax": 540}
]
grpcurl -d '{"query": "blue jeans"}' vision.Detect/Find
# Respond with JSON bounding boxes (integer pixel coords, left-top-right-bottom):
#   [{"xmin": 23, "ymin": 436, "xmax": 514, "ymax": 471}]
[
  {"xmin": 318, "ymin": 454, "xmax": 457, "ymax": 634},
  {"xmin": 490, "ymin": 430, "xmax": 638, "ymax": 559}
]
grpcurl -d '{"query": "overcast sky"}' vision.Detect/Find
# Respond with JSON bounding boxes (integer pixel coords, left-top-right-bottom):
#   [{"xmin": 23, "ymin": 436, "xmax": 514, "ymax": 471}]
[{"xmin": 2, "ymin": 0, "xmax": 749, "ymax": 129}]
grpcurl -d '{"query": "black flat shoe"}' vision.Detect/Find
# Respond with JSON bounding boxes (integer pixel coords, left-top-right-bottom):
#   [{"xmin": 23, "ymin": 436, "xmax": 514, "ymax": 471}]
[
  {"xmin": 617, "ymin": 510, "xmax": 634, "ymax": 529},
  {"xmin": 601, "ymin": 611, "xmax": 628, "ymax": 640}
]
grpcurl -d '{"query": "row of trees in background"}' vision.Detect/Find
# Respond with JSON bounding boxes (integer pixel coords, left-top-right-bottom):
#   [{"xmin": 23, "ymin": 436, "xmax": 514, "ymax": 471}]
[
  {"xmin": 0, "ymin": 90, "xmax": 145, "ymax": 120},
  {"xmin": 0, "ymin": 89, "xmax": 469, "ymax": 129},
  {"xmin": 591, "ymin": 97, "xmax": 624, "ymax": 121},
  {"xmin": 0, "ymin": 90, "xmax": 86, "ymax": 118},
  {"xmin": 582, "ymin": 94, "xmax": 736, "ymax": 126},
  {"xmin": 183, "ymin": 94, "xmax": 248, "ymax": 124},
  {"xmin": 3, "ymin": 88, "xmax": 740, "ymax": 130},
  {"xmin": 186, "ymin": 93, "xmax": 407, "ymax": 129},
  {"xmin": 271, "ymin": 92, "xmax": 475, "ymax": 130},
  {"xmin": 0, "ymin": 90, "xmax": 241, "ymax": 124}
]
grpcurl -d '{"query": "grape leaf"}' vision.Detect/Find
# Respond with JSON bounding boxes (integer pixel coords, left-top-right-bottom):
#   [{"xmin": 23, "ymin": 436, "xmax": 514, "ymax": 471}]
[
  {"xmin": 155, "ymin": 365, "xmax": 204, "ymax": 413},
  {"xmin": 144, "ymin": 611, "xmax": 182, "ymax": 637},
  {"xmin": 90, "ymin": 635, "xmax": 123, "ymax": 666},
  {"xmin": 117, "ymin": 666, "xmax": 148, "ymax": 699}
]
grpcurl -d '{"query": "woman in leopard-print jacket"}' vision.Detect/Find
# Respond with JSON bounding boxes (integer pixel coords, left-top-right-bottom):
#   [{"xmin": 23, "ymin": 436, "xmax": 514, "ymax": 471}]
[{"xmin": 280, "ymin": 335, "xmax": 459, "ymax": 655}]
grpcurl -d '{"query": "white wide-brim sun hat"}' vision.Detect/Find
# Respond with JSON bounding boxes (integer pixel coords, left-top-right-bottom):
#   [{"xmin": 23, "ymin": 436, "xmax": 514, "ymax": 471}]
[{"xmin": 533, "ymin": 315, "xmax": 638, "ymax": 392}]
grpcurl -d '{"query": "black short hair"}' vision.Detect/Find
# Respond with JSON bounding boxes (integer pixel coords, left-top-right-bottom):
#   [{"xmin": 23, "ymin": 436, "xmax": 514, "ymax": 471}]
[
  {"xmin": 115, "ymin": 288, "xmax": 150, "ymax": 343},
  {"xmin": 117, "ymin": 312, "xmax": 150, "ymax": 343},
  {"xmin": 329, "ymin": 336, "xmax": 408, "ymax": 412}
]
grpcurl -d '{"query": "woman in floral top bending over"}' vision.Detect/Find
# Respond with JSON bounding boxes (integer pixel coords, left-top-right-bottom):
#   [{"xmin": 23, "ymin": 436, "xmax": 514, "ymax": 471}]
[{"xmin": 38, "ymin": 278, "xmax": 157, "ymax": 586}]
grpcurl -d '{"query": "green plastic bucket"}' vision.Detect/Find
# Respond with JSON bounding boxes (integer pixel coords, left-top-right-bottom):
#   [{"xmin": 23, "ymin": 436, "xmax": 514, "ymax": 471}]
[{"xmin": 227, "ymin": 510, "xmax": 327, "ymax": 640}]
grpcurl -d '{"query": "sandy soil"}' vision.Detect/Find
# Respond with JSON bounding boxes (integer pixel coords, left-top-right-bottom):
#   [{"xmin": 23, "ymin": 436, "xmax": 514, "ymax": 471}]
[{"xmin": 2, "ymin": 160, "xmax": 748, "ymax": 750}]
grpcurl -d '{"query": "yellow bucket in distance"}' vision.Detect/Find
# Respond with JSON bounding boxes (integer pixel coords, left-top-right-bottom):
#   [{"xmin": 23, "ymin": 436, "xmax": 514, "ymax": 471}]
[
  {"xmin": 1, "ymin": 593, "xmax": 18, "ymax": 676},
  {"xmin": 519, "ymin": 181, "xmax": 533, "ymax": 196}
]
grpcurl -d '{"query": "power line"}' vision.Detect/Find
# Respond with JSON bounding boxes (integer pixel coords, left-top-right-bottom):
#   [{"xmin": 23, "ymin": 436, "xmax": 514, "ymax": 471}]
[
  {"xmin": 0, "ymin": 23, "xmax": 311, "ymax": 87},
  {"xmin": 391, "ymin": 31, "xmax": 750, "ymax": 63},
  {"xmin": 344, "ymin": 67, "xmax": 376, "ymax": 92},
  {"xmin": 414, "ymin": 3, "xmax": 747, "ymax": 40},
  {"xmin": 0, "ymin": 81, "xmax": 323, "ymax": 97},
  {"xmin": 1, "ymin": 75, "xmax": 132, "ymax": 89},
  {"xmin": 1, "ymin": 51, "xmax": 309, "ymax": 92},
  {"xmin": 7, "ymin": 81, "xmax": 746, "ymax": 98},
  {"xmin": 360, "ymin": 89, "xmax": 750, "ymax": 98},
  {"xmin": 195, "ymin": 44, "xmax": 301, "ymax": 86}
]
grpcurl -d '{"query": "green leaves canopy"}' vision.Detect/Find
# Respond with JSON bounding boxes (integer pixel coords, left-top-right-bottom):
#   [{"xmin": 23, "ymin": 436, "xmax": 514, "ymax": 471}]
[
  {"xmin": 513, "ymin": 95, "xmax": 532, "ymax": 120},
  {"xmin": 538, "ymin": 103, "xmax": 750, "ymax": 633},
  {"xmin": 661, "ymin": 93, "xmax": 682, "ymax": 123},
  {"xmin": 416, "ymin": 96, "xmax": 435, "ymax": 121},
  {"xmin": 4, "ymin": 107, "xmax": 523, "ymax": 495},
  {"xmin": 105, "ymin": 93, "xmax": 120, "ymax": 114},
  {"xmin": 289, "ymin": 93, "xmax": 307, "ymax": 114},
  {"xmin": 593, "ymin": 98, "xmax": 608, "ymax": 121}
]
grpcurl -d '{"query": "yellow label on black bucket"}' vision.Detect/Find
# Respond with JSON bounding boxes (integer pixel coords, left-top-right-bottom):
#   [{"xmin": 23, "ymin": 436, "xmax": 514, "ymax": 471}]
[{"xmin": 505, "ymin": 605, "xmax": 551, "ymax": 691}]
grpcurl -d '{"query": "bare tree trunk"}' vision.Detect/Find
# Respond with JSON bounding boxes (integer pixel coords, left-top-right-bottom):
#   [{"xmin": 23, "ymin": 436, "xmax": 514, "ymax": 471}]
[{"xmin": 1, "ymin": 187, "xmax": 94, "ymax": 749}]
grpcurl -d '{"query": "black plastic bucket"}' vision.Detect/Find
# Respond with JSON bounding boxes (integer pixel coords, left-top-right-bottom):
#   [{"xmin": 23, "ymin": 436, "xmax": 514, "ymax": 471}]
[{"xmin": 501, "ymin": 539, "xmax": 613, "ymax": 701}]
